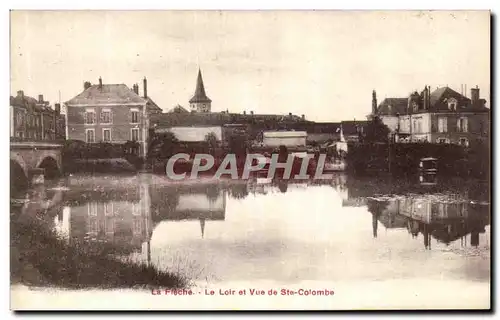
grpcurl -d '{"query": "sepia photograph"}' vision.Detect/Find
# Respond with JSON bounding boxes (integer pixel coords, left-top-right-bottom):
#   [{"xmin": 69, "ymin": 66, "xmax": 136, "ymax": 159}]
[{"xmin": 8, "ymin": 10, "xmax": 491, "ymax": 310}]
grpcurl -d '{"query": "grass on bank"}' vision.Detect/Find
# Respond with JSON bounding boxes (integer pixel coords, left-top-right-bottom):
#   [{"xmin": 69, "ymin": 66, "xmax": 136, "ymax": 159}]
[{"xmin": 10, "ymin": 212, "xmax": 188, "ymax": 290}]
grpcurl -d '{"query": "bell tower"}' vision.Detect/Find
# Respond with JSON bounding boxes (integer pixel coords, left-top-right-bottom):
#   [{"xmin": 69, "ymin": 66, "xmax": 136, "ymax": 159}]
[{"xmin": 189, "ymin": 69, "xmax": 212, "ymax": 112}]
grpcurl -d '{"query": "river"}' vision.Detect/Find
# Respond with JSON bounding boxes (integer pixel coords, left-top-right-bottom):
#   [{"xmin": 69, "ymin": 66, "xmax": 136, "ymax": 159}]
[{"xmin": 10, "ymin": 173, "xmax": 490, "ymax": 310}]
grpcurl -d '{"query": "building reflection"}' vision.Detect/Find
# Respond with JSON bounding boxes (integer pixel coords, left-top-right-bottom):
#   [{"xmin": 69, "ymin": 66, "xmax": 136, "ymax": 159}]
[
  {"xmin": 367, "ymin": 196, "xmax": 490, "ymax": 249},
  {"xmin": 61, "ymin": 179, "xmax": 153, "ymax": 256},
  {"xmin": 151, "ymin": 183, "xmax": 227, "ymax": 239}
]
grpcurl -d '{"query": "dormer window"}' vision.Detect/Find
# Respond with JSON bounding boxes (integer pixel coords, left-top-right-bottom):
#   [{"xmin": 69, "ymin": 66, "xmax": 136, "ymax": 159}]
[
  {"xmin": 412, "ymin": 102, "xmax": 418, "ymax": 112},
  {"xmin": 447, "ymin": 98, "xmax": 457, "ymax": 111}
]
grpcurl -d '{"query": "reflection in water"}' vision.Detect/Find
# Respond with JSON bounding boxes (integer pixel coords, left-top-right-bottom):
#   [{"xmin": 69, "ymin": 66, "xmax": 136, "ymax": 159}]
[
  {"xmin": 366, "ymin": 198, "xmax": 489, "ymax": 249},
  {"xmin": 12, "ymin": 173, "xmax": 490, "ymax": 287}
]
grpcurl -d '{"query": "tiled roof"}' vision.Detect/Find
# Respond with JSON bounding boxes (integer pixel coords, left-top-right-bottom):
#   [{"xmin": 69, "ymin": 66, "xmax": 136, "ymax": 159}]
[
  {"xmin": 10, "ymin": 94, "xmax": 52, "ymax": 113},
  {"xmin": 293, "ymin": 122, "xmax": 341, "ymax": 134},
  {"xmin": 168, "ymin": 105, "xmax": 189, "ymax": 113},
  {"xmin": 65, "ymin": 84, "xmax": 147, "ymax": 106},
  {"xmin": 341, "ymin": 120, "xmax": 369, "ymax": 135},
  {"xmin": 429, "ymin": 87, "xmax": 450, "ymax": 107},
  {"xmin": 151, "ymin": 112, "xmax": 306, "ymax": 128},
  {"xmin": 377, "ymin": 98, "xmax": 408, "ymax": 116},
  {"xmin": 146, "ymin": 97, "xmax": 162, "ymax": 113}
]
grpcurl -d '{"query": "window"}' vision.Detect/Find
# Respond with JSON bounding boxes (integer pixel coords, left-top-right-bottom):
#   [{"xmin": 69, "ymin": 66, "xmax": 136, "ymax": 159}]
[
  {"xmin": 133, "ymin": 219, "xmax": 142, "ymax": 235},
  {"xmin": 103, "ymin": 128, "xmax": 111, "ymax": 142},
  {"xmin": 100, "ymin": 110, "xmax": 112, "ymax": 124},
  {"xmin": 131, "ymin": 202, "xmax": 141, "ymax": 216},
  {"xmin": 104, "ymin": 202, "xmax": 113, "ymax": 216},
  {"xmin": 131, "ymin": 128, "xmax": 139, "ymax": 141},
  {"xmin": 459, "ymin": 138, "xmax": 469, "ymax": 147},
  {"xmin": 131, "ymin": 110, "xmax": 139, "ymax": 123},
  {"xmin": 16, "ymin": 112, "xmax": 23, "ymax": 125},
  {"xmin": 457, "ymin": 117, "xmax": 468, "ymax": 132},
  {"xmin": 437, "ymin": 138, "xmax": 449, "ymax": 144},
  {"xmin": 16, "ymin": 131, "xmax": 24, "ymax": 138},
  {"xmin": 105, "ymin": 218, "xmax": 114, "ymax": 234},
  {"xmin": 88, "ymin": 218, "xmax": 98, "ymax": 234},
  {"xmin": 85, "ymin": 109, "xmax": 96, "ymax": 124},
  {"xmin": 86, "ymin": 128, "xmax": 95, "ymax": 143},
  {"xmin": 438, "ymin": 117, "xmax": 447, "ymax": 133},
  {"xmin": 88, "ymin": 202, "xmax": 98, "ymax": 216},
  {"xmin": 448, "ymin": 98, "xmax": 457, "ymax": 111}
]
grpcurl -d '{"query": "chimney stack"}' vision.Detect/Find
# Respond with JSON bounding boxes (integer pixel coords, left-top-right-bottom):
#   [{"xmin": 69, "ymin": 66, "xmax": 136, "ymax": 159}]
[
  {"xmin": 243, "ymin": 111, "xmax": 246, "ymax": 115},
  {"xmin": 471, "ymin": 85, "xmax": 480, "ymax": 105},
  {"xmin": 84, "ymin": 81, "xmax": 92, "ymax": 90},
  {"xmin": 143, "ymin": 77, "xmax": 148, "ymax": 98},
  {"xmin": 250, "ymin": 110, "xmax": 254, "ymax": 115},
  {"xmin": 288, "ymin": 112, "xmax": 292, "ymax": 116},
  {"xmin": 55, "ymin": 103, "xmax": 61, "ymax": 115},
  {"xmin": 132, "ymin": 84, "xmax": 139, "ymax": 95},
  {"xmin": 98, "ymin": 77, "xmax": 103, "ymax": 88},
  {"xmin": 38, "ymin": 94, "xmax": 44, "ymax": 103},
  {"xmin": 423, "ymin": 86, "xmax": 429, "ymax": 110},
  {"xmin": 17, "ymin": 90, "xmax": 24, "ymax": 98},
  {"xmin": 301, "ymin": 114, "xmax": 305, "ymax": 120},
  {"xmin": 372, "ymin": 90, "xmax": 377, "ymax": 115}
]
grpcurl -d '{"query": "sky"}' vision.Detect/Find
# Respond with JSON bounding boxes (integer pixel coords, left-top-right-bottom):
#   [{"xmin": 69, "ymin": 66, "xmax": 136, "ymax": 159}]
[{"xmin": 10, "ymin": 10, "xmax": 490, "ymax": 122}]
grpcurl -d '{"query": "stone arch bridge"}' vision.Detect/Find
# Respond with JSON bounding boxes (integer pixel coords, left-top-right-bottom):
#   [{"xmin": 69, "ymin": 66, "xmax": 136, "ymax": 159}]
[{"xmin": 10, "ymin": 141, "xmax": 63, "ymax": 191}]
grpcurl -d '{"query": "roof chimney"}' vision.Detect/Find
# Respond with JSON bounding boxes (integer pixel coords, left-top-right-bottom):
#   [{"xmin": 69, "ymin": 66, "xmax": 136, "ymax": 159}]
[
  {"xmin": 143, "ymin": 77, "xmax": 148, "ymax": 98},
  {"xmin": 288, "ymin": 112, "xmax": 292, "ymax": 116},
  {"xmin": 423, "ymin": 86, "xmax": 429, "ymax": 110},
  {"xmin": 84, "ymin": 81, "xmax": 92, "ymax": 90},
  {"xmin": 98, "ymin": 77, "xmax": 103, "ymax": 88},
  {"xmin": 243, "ymin": 111, "xmax": 246, "ymax": 115},
  {"xmin": 301, "ymin": 114, "xmax": 305, "ymax": 120},
  {"xmin": 372, "ymin": 90, "xmax": 377, "ymax": 115},
  {"xmin": 471, "ymin": 85, "xmax": 480, "ymax": 105},
  {"xmin": 250, "ymin": 110, "xmax": 254, "ymax": 115},
  {"xmin": 38, "ymin": 94, "xmax": 44, "ymax": 103},
  {"xmin": 132, "ymin": 83, "xmax": 139, "ymax": 95},
  {"xmin": 17, "ymin": 90, "xmax": 24, "ymax": 98},
  {"xmin": 55, "ymin": 103, "xmax": 61, "ymax": 115}
]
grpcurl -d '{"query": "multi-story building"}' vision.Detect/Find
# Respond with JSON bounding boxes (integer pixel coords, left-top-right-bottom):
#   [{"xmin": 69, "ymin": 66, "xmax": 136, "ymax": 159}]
[
  {"xmin": 65, "ymin": 77, "xmax": 162, "ymax": 158},
  {"xmin": 373, "ymin": 86, "xmax": 490, "ymax": 147},
  {"xmin": 10, "ymin": 90, "xmax": 64, "ymax": 140}
]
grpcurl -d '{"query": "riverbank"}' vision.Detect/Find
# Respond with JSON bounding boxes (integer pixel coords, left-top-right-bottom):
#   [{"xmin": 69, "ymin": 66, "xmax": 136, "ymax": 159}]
[{"xmin": 10, "ymin": 211, "xmax": 187, "ymax": 290}]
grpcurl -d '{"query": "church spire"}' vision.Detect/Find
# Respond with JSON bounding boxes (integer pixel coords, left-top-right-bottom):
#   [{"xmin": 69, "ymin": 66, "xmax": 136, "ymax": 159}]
[
  {"xmin": 189, "ymin": 69, "xmax": 212, "ymax": 104},
  {"xmin": 200, "ymin": 218, "xmax": 205, "ymax": 239}
]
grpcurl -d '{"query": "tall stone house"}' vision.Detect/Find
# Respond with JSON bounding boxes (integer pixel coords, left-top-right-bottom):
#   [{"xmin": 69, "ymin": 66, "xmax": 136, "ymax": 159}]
[
  {"xmin": 10, "ymin": 90, "xmax": 64, "ymax": 141},
  {"xmin": 64, "ymin": 77, "xmax": 162, "ymax": 159},
  {"xmin": 372, "ymin": 86, "xmax": 490, "ymax": 147}
]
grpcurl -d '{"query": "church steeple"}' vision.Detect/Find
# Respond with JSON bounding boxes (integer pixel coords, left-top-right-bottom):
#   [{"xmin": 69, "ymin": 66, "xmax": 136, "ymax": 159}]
[
  {"xmin": 200, "ymin": 218, "xmax": 205, "ymax": 239},
  {"xmin": 189, "ymin": 69, "xmax": 212, "ymax": 112}
]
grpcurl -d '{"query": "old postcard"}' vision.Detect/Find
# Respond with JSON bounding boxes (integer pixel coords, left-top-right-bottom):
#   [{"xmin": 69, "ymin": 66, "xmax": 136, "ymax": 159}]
[{"xmin": 9, "ymin": 10, "xmax": 491, "ymax": 310}]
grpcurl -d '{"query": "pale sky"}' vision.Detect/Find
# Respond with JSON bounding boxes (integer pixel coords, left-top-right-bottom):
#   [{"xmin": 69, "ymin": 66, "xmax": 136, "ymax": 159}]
[{"xmin": 10, "ymin": 10, "xmax": 490, "ymax": 122}]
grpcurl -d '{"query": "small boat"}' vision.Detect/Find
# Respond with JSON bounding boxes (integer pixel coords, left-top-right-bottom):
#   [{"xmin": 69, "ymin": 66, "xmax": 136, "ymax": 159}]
[{"xmin": 322, "ymin": 159, "xmax": 346, "ymax": 172}]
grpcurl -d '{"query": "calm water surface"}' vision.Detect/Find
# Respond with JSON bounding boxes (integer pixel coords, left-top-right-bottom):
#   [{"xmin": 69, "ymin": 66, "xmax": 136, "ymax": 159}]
[{"xmin": 12, "ymin": 173, "xmax": 490, "ymax": 305}]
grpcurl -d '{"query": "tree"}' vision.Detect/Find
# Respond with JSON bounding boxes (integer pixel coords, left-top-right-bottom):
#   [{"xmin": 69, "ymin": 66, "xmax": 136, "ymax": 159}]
[
  {"xmin": 227, "ymin": 131, "xmax": 249, "ymax": 156},
  {"xmin": 148, "ymin": 131, "xmax": 179, "ymax": 160},
  {"xmin": 363, "ymin": 116, "xmax": 391, "ymax": 143},
  {"xmin": 204, "ymin": 132, "xmax": 218, "ymax": 154}
]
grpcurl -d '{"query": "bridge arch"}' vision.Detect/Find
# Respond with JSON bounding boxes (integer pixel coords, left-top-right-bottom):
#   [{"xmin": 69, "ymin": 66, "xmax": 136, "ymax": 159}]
[
  {"xmin": 36, "ymin": 156, "xmax": 61, "ymax": 180},
  {"xmin": 10, "ymin": 152, "xmax": 28, "ymax": 178},
  {"xmin": 11, "ymin": 159, "xmax": 28, "ymax": 196}
]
